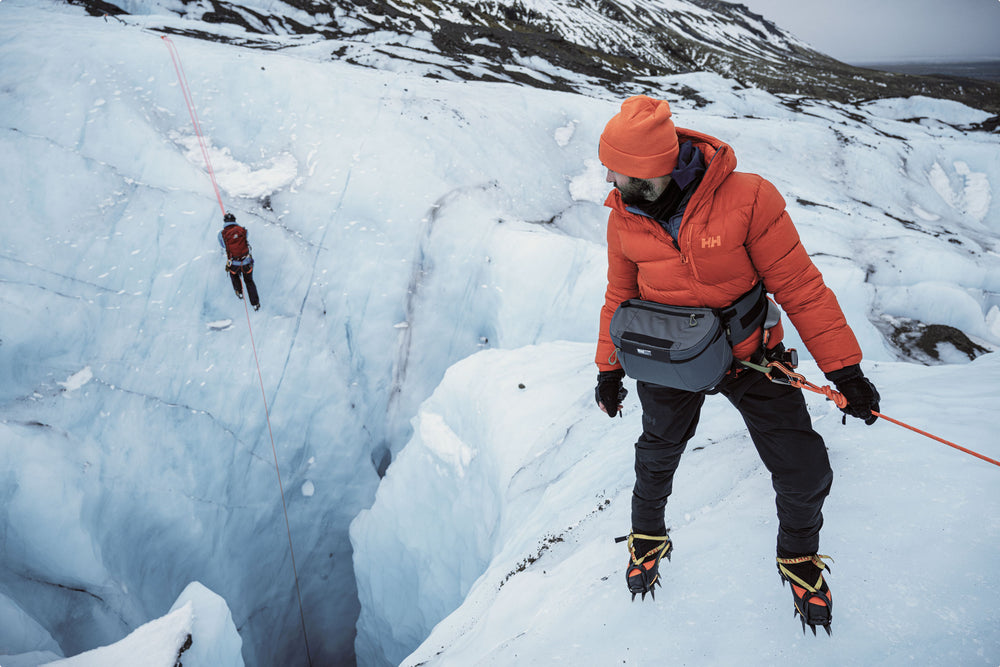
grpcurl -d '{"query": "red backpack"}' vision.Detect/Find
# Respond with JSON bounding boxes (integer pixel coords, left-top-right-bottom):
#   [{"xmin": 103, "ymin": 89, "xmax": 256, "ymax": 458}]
[{"xmin": 221, "ymin": 224, "xmax": 250, "ymax": 259}]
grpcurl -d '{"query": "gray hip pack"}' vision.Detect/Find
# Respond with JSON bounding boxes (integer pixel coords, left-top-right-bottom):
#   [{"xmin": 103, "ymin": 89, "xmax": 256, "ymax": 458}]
[{"xmin": 608, "ymin": 282, "xmax": 770, "ymax": 392}]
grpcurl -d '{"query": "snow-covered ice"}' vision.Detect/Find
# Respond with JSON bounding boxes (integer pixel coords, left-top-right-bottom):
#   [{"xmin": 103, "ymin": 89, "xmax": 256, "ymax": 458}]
[{"xmin": 1, "ymin": 1, "xmax": 998, "ymax": 666}]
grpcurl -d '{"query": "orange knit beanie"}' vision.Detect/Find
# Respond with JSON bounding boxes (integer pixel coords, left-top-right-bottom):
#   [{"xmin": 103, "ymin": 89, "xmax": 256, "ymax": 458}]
[{"xmin": 599, "ymin": 95, "xmax": 679, "ymax": 179}]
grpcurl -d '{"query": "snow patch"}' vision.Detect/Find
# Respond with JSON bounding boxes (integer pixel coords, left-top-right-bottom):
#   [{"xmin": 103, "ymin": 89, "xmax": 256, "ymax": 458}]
[
  {"xmin": 37, "ymin": 582, "xmax": 243, "ymax": 667},
  {"xmin": 954, "ymin": 160, "xmax": 991, "ymax": 222},
  {"xmin": 57, "ymin": 367, "xmax": 93, "ymax": 393},
  {"xmin": 911, "ymin": 204, "xmax": 941, "ymax": 221},
  {"xmin": 927, "ymin": 160, "xmax": 992, "ymax": 222},
  {"xmin": 41, "ymin": 604, "xmax": 193, "ymax": 667},
  {"xmin": 569, "ymin": 158, "xmax": 608, "ymax": 204},
  {"xmin": 419, "ymin": 411, "xmax": 474, "ymax": 476},
  {"xmin": 861, "ymin": 95, "xmax": 993, "ymax": 125},
  {"xmin": 987, "ymin": 305, "xmax": 1000, "ymax": 340},
  {"xmin": 172, "ymin": 132, "xmax": 297, "ymax": 199},
  {"xmin": 553, "ymin": 119, "xmax": 577, "ymax": 147}
]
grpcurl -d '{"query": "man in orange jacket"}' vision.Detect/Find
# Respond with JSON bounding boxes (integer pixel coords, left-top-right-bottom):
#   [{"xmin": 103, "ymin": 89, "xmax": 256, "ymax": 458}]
[{"xmin": 594, "ymin": 96, "xmax": 879, "ymax": 633}]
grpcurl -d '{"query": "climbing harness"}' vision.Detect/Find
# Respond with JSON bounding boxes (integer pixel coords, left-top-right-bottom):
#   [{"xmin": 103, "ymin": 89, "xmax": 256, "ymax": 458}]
[
  {"xmin": 162, "ymin": 35, "xmax": 313, "ymax": 664},
  {"xmin": 739, "ymin": 354, "xmax": 1000, "ymax": 469}
]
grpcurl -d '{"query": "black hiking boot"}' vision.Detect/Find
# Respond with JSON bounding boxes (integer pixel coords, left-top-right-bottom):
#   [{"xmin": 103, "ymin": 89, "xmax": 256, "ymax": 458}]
[
  {"xmin": 776, "ymin": 554, "xmax": 833, "ymax": 635},
  {"xmin": 615, "ymin": 533, "xmax": 672, "ymax": 601},
  {"xmin": 235, "ymin": 290, "xmax": 244, "ymax": 300}
]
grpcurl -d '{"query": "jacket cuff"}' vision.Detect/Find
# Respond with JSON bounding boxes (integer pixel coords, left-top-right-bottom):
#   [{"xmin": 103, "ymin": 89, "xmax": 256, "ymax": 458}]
[{"xmin": 824, "ymin": 363, "xmax": 862, "ymax": 384}]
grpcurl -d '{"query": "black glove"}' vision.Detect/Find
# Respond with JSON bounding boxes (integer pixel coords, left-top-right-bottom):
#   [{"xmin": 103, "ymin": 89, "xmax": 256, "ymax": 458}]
[
  {"xmin": 825, "ymin": 364, "xmax": 880, "ymax": 425},
  {"xmin": 596, "ymin": 369, "xmax": 628, "ymax": 418}
]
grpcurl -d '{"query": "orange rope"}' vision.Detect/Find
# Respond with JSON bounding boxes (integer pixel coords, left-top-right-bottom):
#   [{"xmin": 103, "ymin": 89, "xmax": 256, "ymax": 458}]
[
  {"xmin": 767, "ymin": 360, "xmax": 848, "ymax": 409},
  {"xmin": 763, "ymin": 360, "xmax": 1000, "ymax": 469},
  {"xmin": 162, "ymin": 35, "xmax": 313, "ymax": 663},
  {"xmin": 870, "ymin": 410, "xmax": 1000, "ymax": 468},
  {"xmin": 161, "ymin": 36, "xmax": 226, "ymax": 215},
  {"xmin": 241, "ymin": 299, "xmax": 314, "ymax": 665}
]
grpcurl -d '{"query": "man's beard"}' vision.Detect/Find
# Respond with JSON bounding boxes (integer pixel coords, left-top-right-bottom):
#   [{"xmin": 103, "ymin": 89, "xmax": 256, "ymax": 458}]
[{"xmin": 615, "ymin": 177, "xmax": 657, "ymax": 207}]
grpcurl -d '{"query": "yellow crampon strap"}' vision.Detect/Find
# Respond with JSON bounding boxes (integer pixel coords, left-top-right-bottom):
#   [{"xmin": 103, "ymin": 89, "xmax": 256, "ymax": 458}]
[
  {"xmin": 626, "ymin": 533, "xmax": 670, "ymax": 565},
  {"xmin": 776, "ymin": 554, "xmax": 833, "ymax": 592}
]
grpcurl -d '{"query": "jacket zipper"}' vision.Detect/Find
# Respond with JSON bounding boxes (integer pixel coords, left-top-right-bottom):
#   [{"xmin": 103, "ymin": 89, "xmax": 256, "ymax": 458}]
[{"xmin": 677, "ymin": 147, "xmax": 723, "ymax": 282}]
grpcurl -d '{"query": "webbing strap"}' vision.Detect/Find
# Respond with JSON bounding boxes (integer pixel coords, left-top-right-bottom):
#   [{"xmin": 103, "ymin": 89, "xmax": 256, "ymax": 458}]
[
  {"xmin": 623, "ymin": 533, "xmax": 671, "ymax": 565},
  {"xmin": 719, "ymin": 282, "xmax": 767, "ymax": 344},
  {"xmin": 776, "ymin": 554, "xmax": 832, "ymax": 592}
]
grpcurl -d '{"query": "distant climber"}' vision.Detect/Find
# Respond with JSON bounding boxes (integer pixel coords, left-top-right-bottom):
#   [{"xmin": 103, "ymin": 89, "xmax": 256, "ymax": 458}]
[{"xmin": 219, "ymin": 212, "xmax": 260, "ymax": 310}]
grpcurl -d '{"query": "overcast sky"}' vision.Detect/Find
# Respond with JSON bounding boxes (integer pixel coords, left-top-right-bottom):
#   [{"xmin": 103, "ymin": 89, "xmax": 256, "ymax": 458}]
[{"xmin": 734, "ymin": 0, "xmax": 1000, "ymax": 63}]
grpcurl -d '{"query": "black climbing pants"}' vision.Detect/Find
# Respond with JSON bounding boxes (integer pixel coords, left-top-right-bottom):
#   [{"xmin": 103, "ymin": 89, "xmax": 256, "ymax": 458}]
[
  {"xmin": 228, "ymin": 263, "xmax": 260, "ymax": 308},
  {"xmin": 631, "ymin": 368, "xmax": 832, "ymax": 557}
]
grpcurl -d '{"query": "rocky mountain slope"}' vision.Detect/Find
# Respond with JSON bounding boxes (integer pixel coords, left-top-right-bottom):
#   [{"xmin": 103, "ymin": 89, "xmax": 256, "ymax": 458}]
[{"xmin": 73, "ymin": 0, "xmax": 1000, "ymax": 118}]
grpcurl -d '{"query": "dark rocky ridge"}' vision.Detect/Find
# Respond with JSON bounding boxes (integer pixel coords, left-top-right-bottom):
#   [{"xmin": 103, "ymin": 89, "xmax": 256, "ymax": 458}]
[{"xmin": 71, "ymin": 0, "xmax": 1000, "ymax": 118}]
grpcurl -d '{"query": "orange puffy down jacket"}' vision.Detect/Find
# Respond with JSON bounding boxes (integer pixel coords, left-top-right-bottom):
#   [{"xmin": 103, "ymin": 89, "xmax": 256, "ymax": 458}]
[{"xmin": 596, "ymin": 128, "xmax": 862, "ymax": 375}]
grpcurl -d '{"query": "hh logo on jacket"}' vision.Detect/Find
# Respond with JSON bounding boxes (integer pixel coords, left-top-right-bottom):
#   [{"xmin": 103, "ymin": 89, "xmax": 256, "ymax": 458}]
[{"xmin": 701, "ymin": 235, "xmax": 722, "ymax": 249}]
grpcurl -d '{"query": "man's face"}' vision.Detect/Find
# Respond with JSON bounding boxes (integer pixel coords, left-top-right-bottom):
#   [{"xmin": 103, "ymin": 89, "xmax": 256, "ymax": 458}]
[{"xmin": 606, "ymin": 168, "xmax": 657, "ymax": 207}]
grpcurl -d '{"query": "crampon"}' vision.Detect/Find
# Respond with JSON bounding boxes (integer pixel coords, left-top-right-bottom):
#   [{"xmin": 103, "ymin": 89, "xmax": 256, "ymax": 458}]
[
  {"xmin": 615, "ymin": 533, "xmax": 672, "ymax": 601},
  {"xmin": 777, "ymin": 554, "xmax": 833, "ymax": 635}
]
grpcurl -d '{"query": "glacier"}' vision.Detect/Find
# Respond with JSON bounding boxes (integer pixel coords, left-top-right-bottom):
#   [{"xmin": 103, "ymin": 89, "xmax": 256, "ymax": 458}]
[{"xmin": 2, "ymin": 1, "xmax": 999, "ymax": 666}]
